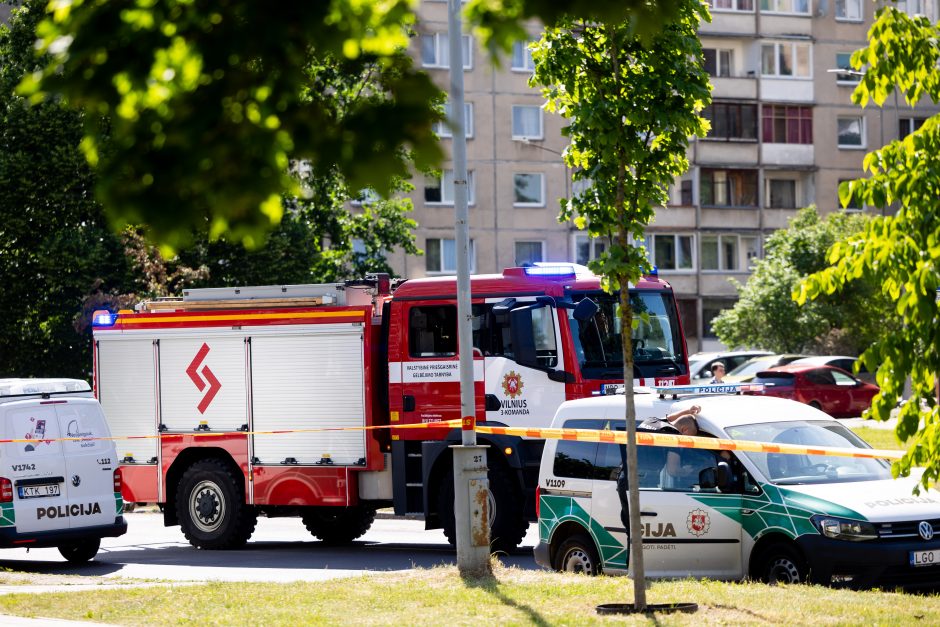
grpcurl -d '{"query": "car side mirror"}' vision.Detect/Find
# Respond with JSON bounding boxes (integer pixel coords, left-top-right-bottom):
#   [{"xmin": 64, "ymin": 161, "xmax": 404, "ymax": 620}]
[
  {"xmin": 698, "ymin": 467, "xmax": 718, "ymax": 490},
  {"xmin": 572, "ymin": 298, "xmax": 599, "ymax": 322}
]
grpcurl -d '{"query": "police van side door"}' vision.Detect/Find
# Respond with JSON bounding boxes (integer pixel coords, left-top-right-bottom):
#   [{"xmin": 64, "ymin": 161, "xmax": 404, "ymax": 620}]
[
  {"xmin": 2, "ymin": 401, "xmax": 70, "ymax": 533},
  {"xmin": 54, "ymin": 399, "xmax": 118, "ymax": 529}
]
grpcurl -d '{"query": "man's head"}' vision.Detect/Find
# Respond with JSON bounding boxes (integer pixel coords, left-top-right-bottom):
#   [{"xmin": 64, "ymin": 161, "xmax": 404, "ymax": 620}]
[
  {"xmin": 712, "ymin": 362, "xmax": 726, "ymax": 377},
  {"xmin": 673, "ymin": 415, "xmax": 698, "ymax": 436}
]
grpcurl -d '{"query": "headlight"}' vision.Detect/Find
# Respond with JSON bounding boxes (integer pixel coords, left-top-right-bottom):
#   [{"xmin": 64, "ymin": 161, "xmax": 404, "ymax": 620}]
[{"xmin": 811, "ymin": 515, "xmax": 878, "ymax": 541}]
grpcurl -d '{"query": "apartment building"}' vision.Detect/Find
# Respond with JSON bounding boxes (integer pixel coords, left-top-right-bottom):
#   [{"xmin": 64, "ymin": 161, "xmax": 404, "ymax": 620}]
[{"xmin": 383, "ymin": 0, "xmax": 938, "ymax": 352}]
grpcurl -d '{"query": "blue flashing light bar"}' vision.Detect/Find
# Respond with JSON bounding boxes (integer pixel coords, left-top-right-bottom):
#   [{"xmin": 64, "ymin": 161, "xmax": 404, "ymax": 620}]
[
  {"xmin": 523, "ymin": 263, "xmax": 577, "ymax": 277},
  {"xmin": 91, "ymin": 310, "xmax": 117, "ymax": 327}
]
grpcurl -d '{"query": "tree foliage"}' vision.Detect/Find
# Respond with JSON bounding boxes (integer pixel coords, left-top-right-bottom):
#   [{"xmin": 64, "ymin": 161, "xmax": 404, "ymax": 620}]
[
  {"xmin": 22, "ymin": 0, "xmax": 691, "ymax": 250},
  {"xmin": 796, "ymin": 6, "xmax": 940, "ymax": 489},
  {"xmin": 713, "ymin": 206, "xmax": 889, "ymax": 355},
  {"xmin": 532, "ymin": 1, "xmax": 710, "ymax": 607}
]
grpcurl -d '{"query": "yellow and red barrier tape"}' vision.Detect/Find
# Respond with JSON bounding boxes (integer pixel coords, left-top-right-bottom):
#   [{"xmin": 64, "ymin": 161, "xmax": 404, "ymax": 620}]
[{"xmin": 0, "ymin": 419, "xmax": 903, "ymax": 461}]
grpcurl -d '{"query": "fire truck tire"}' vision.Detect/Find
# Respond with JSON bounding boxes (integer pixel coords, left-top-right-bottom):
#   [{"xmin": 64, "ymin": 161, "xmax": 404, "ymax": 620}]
[
  {"xmin": 176, "ymin": 459, "xmax": 257, "ymax": 550},
  {"xmin": 439, "ymin": 466, "xmax": 527, "ymax": 554},
  {"xmin": 58, "ymin": 539, "xmax": 100, "ymax": 563},
  {"xmin": 301, "ymin": 506, "xmax": 376, "ymax": 544}
]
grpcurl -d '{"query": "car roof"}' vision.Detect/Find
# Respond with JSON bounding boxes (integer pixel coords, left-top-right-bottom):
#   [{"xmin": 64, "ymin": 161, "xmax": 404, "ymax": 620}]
[
  {"xmin": 551, "ymin": 391, "xmax": 836, "ymax": 433},
  {"xmin": 790, "ymin": 356, "xmax": 856, "ymax": 365},
  {"xmin": 767, "ymin": 363, "xmax": 851, "ymax": 375}
]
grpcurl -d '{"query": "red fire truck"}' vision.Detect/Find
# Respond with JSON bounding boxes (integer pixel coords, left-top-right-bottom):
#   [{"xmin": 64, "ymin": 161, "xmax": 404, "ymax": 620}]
[{"xmin": 91, "ymin": 263, "xmax": 689, "ymax": 551}]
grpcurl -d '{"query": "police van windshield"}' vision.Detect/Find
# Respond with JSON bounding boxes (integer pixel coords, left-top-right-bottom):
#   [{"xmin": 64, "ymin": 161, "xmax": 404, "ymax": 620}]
[
  {"xmin": 568, "ymin": 291, "xmax": 686, "ymax": 381},
  {"xmin": 726, "ymin": 420, "xmax": 892, "ymax": 485}
]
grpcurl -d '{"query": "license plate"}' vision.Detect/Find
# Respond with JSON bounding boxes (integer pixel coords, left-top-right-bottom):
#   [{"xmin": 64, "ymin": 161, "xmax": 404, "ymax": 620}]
[
  {"xmin": 910, "ymin": 549, "xmax": 940, "ymax": 567},
  {"xmin": 17, "ymin": 484, "xmax": 60, "ymax": 499}
]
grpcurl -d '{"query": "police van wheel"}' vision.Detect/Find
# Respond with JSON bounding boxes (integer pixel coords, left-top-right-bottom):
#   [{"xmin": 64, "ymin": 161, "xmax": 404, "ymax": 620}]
[
  {"xmin": 554, "ymin": 534, "xmax": 600, "ymax": 576},
  {"xmin": 439, "ymin": 466, "xmax": 527, "ymax": 554},
  {"xmin": 302, "ymin": 506, "xmax": 376, "ymax": 544},
  {"xmin": 58, "ymin": 539, "xmax": 100, "ymax": 563},
  {"xmin": 760, "ymin": 543, "xmax": 807, "ymax": 585},
  {"xmin": 176, "ymin": 459, "xmax": 257, "ymax": 550}
]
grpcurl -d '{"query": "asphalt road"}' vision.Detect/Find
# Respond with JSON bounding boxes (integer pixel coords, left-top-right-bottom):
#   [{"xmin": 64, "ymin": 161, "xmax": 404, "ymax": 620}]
[{"xmin": 0, "ymin": 512, "xmax": 541, "ymax": 583}]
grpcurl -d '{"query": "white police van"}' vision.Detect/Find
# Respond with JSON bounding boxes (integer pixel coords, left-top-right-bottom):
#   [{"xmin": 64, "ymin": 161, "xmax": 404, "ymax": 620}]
[
  {"xmin": 0, "ymin": 379, "xmax": 126, "ymax": 562},
  {"xmin": 535, "ymin": 387, "xmax": 940, "ymax": 590}
]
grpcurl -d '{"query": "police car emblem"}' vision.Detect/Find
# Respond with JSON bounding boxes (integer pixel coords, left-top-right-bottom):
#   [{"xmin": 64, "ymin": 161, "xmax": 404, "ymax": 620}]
[{"xmin": 687, "ymin": 509, "xmax": 710, "ymax": 537}]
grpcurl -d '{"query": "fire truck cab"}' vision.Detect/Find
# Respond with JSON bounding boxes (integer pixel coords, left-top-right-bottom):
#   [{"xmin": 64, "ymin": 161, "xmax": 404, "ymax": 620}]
[{"xmin": 92, "ymin": 264, "xmax": 688, "ymax": 552}]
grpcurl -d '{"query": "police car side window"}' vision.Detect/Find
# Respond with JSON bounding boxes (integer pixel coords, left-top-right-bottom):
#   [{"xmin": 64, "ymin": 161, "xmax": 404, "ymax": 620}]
[{"xmin": 553, "ymin": 440, "xmax": 598, "ymax": 480}]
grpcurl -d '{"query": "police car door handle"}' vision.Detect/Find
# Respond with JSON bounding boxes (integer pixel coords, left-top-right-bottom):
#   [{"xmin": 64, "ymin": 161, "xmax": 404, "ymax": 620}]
[{"xmin": 640, "ymin": 511, "xmax": 658, "ymax": 517}]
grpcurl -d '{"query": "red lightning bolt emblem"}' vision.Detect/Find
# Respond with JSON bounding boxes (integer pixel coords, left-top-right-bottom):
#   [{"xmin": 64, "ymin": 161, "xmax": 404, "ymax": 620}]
[{"xmin": 186, "ymin": 343, "xmax": 221, "ymax": 414}]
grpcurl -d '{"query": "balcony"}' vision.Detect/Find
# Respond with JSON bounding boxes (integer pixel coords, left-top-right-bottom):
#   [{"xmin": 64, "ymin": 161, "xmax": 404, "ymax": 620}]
[
  {"xmin": 711, "ymin": 76, "xmax": 758, "ymax": 99},
  {"xmin": 760, "ymin": 77, "xmax": 814, "ymax": 102},
  {"xmin": 697, "ymin": 141, "xmax": 759, "ymax": 166},
  {"xmin": 760, "ymin": 143, "xmax": 814, "ymax": 167},
  {"xmin": 701, "ymin": 11, "xmax": 757, "ymax": 36}
]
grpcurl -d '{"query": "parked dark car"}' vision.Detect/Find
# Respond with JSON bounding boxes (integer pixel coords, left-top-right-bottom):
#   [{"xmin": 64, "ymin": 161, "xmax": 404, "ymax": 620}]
[
  {"xmin": 747, "ymin": 364, "xmax": 880, "ymax": 417},
  {"xmin": 723, "ymin": 354, "xmax": 808, "ymax": 383}
]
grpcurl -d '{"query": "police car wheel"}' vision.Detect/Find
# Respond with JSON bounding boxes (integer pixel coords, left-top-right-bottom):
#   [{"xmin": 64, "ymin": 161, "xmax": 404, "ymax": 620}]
[
  {"xmin": 761, "ymin": 544, "xmax": 806, "ymax": 585},
  {"xmin": 176, "ymin": 459, "xmax": 257, "ymax": 550},
  {"xmin": 58, "ymin": 539, "xmax": 100, "ymax": 564},
  {"xmin": 554, "ymin": 534, "xmax": 600, "ymax": 576}
]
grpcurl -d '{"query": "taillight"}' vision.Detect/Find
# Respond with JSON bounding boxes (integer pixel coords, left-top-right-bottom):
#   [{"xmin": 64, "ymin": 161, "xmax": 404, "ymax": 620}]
[
  {"xmin": 113, "ymin": 469, "xmax": 122, "ymax": 493},
  {"xmin": 0, "ymin": 477, "xmax": 12, "ymax": 502},
  {"xmin": 535, "ymin": 485, "xmax": 541, "ymax": 519}
]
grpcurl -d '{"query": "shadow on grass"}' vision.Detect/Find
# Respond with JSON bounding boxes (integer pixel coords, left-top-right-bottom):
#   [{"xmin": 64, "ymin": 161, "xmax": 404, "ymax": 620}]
[{"xmin": 459, "ymin": 564, "xmax": 551, "ymax": 627}]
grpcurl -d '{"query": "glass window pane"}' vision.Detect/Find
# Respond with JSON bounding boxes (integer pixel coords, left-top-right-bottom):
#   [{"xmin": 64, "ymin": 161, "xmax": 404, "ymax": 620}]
[
  {"xmin": 838, "ymin": 117, "xmax": 863, "ymax": 146},
  {"xmin": 778, "ymin": 43, "xmax": 793, "ymax": 76},
  {"xmin": 512, "ymin": 106, "xmax": 541, "ymax": 137},
  {"xmin": 701, "ymin": 236, "xmax": 719, "ymax": 270},
  {"xmin": 515, "ymin": 241, "xmax": 543, "ymax": 265},
  {"xmin": 678, "ymin": 236, "xmax": 693, "ymax": 269},
  {"xmin": 421, "ymin": 35, "xmax": 436, "ymax": 66},
  {"xmin": 426, "ymin": 238, "xmax": 441, "ymax": 271},
  {"xmin": 703, "ymin": 49, "xmax": 717, "ymax": 76},
  {"xmin": 655, "ymin": 235, "xmax": 676, "ymax": 270},
  {"xmin": 514, "ymin": 173, "xmax": 543, "ymax": 205},
  {"xmin": 438, "ymin": 35, "xmax": 450, "ymax": 67},
  {"xmin": 795, "ymin": 45, "xmax": 810, "ymax": 77},
  {"xmin": 761, "ymin": 45, "xmax": 776, "ymax": 75},
  {"xmin": 722, "ymin": 237, "xmax": 739, "ymax": 270}
]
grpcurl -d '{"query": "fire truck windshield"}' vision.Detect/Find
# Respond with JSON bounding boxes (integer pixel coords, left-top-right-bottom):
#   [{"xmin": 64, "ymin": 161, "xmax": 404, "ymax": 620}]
[{"xmin": 568, "ymin": 291, "xmax": 686, "ymax": 381}]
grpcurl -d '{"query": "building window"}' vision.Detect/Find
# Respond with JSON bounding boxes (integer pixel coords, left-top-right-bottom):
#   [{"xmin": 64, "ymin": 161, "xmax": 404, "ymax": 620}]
[
  {"xmin": 646, "ymin": 234, "xmax": 694, "ymax": 271},
  {"xmin": 705, "ymin": 102, "xmax": 758, "ymax": 141},
  {"xmin": 424, "ymin": 170, "xmax": 476, "ymax": 205},
  {"xmin": 709, "ymin": 0, "xmax": 755, "ymax": 10},
  {"xmin": 513, "ymin": 173, "xmax": 545, "ymax": 206},
  {"xmin": 511, "ymin": 105, "xmax": 544, "ymax": 139},
  {"xmin": 700, "ymin": 169, "xmax": 759, "ymax": 207},
  {"xmin": 701, "ymin": 235, "xmax": 743, "ymax": 271},
  {"xmin": 742, "ymin": 236, "xmax": 760, "ymax": 268},
  {"xmin": 426, "ymin": 238, "xmax": 475, "ymax": 274},
  {"xmin": 514, "ymin": 241, "xmax": 544, "ymax": 266},
  {"xmin": 761, "ymin": 42, "xmax": 811, "ymax": 78},
  {"xmin": 838, "ymin": 179, "xmax": 862, "ymax": 211},
  {"xmin": 835, "ymin": 53, "xmax": 861, "ymax": 84},
  {"xmin": 350, "ymin": 188, "xmax": 380, "ymax": 206},
  {"xmin": 702, "ymin": 299, "xmax": 735, "ymax": 338},
  {"xmin": 897, "ymin": 0, "xmax": 939, "ymax": 19},
  {"xmin": 421, "ymin": 34, "xmax": 472, "ymax": 70},
  {"xmin": 837, "ymin": 116, "xmax": 865, "ymax": 148},
  {"xmin": 433, "ymin": 102, "xmax": 474, "ymax": 138},
  {"xmin": 767, "ymin": 179, "xmax": 797, "ymax": 208},
  {"xmin": 703, "ymin": 49, "xmax": 733, "ymax": 77},
  {"xmin": 761, "ymin": 105, "xmax": 812, "ymax": 144},
  {"xmin": 573, "ymin": 233, "xmax": 607, "ymax": 265},
  {"xmin": 899, "ymin": 117, "xmax": 927, "ymax": 138},
  {"xmin": 511, "ymin": 40, "xmax": 535, "ymax": 72},
  {"xmin": 835, "ymin": 0, "xmax": 863, "ymax": 20},
  {"xmin": 760, "ymin": 0, "xmax": 810, "ymax": 14}
]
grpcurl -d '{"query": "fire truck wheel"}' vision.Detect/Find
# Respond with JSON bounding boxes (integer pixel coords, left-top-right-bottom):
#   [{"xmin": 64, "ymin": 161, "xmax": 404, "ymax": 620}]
[
  {"xmin": 301, "ymin": 505, "xmax": 377, "ymax": 544},
  {"xmin": 58, "ymin": 539, "xmax": 100, "ymax": 564},
  {"xmin": 176, "ymin": 459, "xmax": 257, "ymax": 550},
  {"xmin": 439, "ymin": 466, "xmax": 527, "ymax": 554}
]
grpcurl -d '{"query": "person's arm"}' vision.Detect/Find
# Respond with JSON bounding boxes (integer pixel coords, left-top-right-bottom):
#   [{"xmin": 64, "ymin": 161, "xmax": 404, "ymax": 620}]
[{"xmin": 666, "ymin": 404, "xmax": 701, "ymax": 423}]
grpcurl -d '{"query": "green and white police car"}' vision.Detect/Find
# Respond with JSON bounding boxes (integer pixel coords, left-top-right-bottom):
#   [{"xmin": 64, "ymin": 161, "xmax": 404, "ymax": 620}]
[
  {"xmin": 0, "ymin": 379, "xmax": 127, "ymax": 562},
  {"xmin": 535, "ymin": 387, "xmax": 940, "ymax": 589}
]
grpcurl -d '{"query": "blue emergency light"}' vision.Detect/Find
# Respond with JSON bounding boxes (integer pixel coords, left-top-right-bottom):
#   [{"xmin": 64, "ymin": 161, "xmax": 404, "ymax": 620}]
[
  {"xmin": 91, "ymin": 310, "xmax": 117, "ymax": 327},
  {"xmin": 523, "ymin": 263, "xmax": 577, "ymax": 277}
]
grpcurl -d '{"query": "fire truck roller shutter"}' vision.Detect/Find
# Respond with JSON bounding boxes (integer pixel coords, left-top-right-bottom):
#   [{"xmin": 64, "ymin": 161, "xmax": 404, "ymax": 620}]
[
  {"xmin": 159, "ymin": 335, "xmax": 247, "ymax": 432},
  {"xmin": 96, "ymin": 336, "xmax": 158, "ymax": 464},
  {"xmin": 251, "ymin": 327, "xmax": 367, "ymax": 465}
]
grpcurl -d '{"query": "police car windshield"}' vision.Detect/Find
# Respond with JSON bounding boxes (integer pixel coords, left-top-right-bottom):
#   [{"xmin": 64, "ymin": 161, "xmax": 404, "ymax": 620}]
[
  {"xmin": 726, "ymin": 420, "xmax": 892, "ymax": 485},
  {"xmin": 568, "ymin": 291, "xmax": 685, "ymax": 381}
]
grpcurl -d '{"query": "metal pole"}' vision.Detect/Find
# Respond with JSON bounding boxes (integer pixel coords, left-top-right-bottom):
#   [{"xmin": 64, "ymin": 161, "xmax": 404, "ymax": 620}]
[{"xmin": 448, "ymin": 0, "xmax": 490, "ymax": 575}]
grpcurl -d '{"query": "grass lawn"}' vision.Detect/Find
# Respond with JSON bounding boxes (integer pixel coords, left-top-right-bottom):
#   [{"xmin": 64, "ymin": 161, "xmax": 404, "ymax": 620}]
[
  {"xmin": 850, "ymin": 426, "xmax": 904, "ymax": 451},
  {"xmin": 0, "ymin": 565, "xmax": 938, "ymax": 625}
]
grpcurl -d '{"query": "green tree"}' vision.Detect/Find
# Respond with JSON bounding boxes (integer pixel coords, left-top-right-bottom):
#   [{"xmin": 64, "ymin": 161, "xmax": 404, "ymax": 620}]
[
  {"xmin": 0, "ymin": 1, "xmax": 133, "ymax": 379},
  {"xmin": 796, "ymin": 6, "xmax": 940, "ymax": 489},
  {"xmin": 532, "ymin": 2, "xmax": 710, "ymax": 608},
  {"xmin": 22, "ymin": 0, "xmax": 691, "ymax": 249},
  {"xmin": 713, "ymin": 206, "xmax": 889, "ymax": 355}
]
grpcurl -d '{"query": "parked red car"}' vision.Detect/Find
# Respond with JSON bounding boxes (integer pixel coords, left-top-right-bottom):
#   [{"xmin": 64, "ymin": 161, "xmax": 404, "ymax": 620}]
[{"xmin": 747, "ymin": 364, "xmax": 880, "ymax": 418}]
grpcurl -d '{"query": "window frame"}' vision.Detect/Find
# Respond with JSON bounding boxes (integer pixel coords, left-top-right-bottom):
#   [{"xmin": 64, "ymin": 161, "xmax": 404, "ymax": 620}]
[
  {"xmin": 766, "ymin": 178, "xmax": 798, "ymax": 209},
  {"xmin": 709, "ymin": 0, "xmax": 756, "ymax": 12},
  {"xmin": 703, "ymin": 48, "xmax": 734, "ymax": 78},
  {"xmin": 700, "ymin": 168, "xmax": 760, "ymax": 208},
  {"xmin": 837, "ymin": 115, "xmax": 866, "ymax": 149},
  {"xmin": 760, "ymin": 0, "xmax": 811, "ymax": 15},
  {"xmin": 899, "ymin": 117, "xmax": 927, "ymax": 138},
  {"xmin": 424, "ymin": 170, "xmax": 476, "ymax": 206},
  {"xmin": 425, "ymin": 237, "xmax": 476, "ymax": 274},
  {"xmin": 433, "ymin": 102, "xmax": 474, "ymax": 139},
  {"xmin": 761, "ymin": 41, "xmax": 812, "ymax": 79},
  {"xmin": 511, "ymin": 105, "xmax": 545, "ymax": 140},
  {"xmin": 645, "ymin": 233, "xmax": 696, "ymax": 272},
  {"xmin": 514, "ymin": 240, "xmax": 546, "ymax": 266},
  {"xmin": 420, "ymin": 33, "xmax": 473, "ymax": 70},
  {"xmin": 761, "ymin": 104, "xmax": 813, "ymax": 144},
  {"xmin": 511, "ymin": 40, "xmax": 536, "ymax": 72},
  {"xmin": 704, "ymin": 102, "xmax": 759, "ymax": 142},
  {"xmin": 835, "ymin": 0, "xmax": 863, "ymax": 21},
  {"xmin": 700, "ymin": 233, "xmax": 754, "ymax": 272},
  {"xmin": 512, "ymin": 172, "xmax": 546, "ymax": 207},
  {"xmin": 835, "ymin": 52, "xmax": 861, "ymax": 84},
  {"xmin": 572, "ymin": 233, "xmax": 608, "ymax": 265}
]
